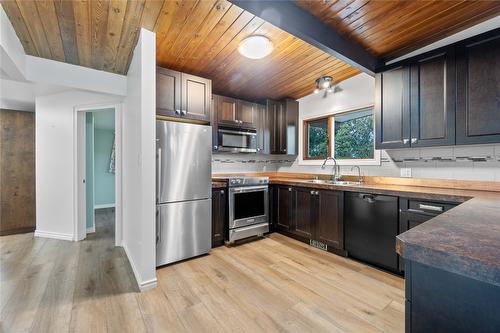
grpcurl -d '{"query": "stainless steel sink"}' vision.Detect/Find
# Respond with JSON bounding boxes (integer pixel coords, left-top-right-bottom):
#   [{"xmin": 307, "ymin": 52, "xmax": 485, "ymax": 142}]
[{"xmin": 305, "ymin": 179, "xmax": 362, "ymax": 186}]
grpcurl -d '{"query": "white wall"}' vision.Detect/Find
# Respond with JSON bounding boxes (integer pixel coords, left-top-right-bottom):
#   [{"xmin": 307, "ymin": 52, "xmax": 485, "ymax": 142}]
[
  {"xmin": 122, "ymin": 28, "xmax": 156, "ymax": 291},
  {"xmin": 35, "ymin": 90, "xmax": 123, "ymax": 240}
]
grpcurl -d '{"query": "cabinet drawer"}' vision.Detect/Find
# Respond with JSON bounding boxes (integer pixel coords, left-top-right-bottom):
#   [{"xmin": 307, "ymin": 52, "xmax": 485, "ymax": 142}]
[{"xmin": 407, "ymin": 200, "xmax": 456, "ymax": 215}]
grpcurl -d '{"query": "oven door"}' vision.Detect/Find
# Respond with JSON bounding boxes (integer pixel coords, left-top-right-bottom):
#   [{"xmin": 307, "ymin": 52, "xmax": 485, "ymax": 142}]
[
  {"xmin": 229, "ymin": 185, "xmax": 269, "ymax": 229},
  {"xmin": 218, "ymin": 128, "xmax": 257, "ymax": 153}
]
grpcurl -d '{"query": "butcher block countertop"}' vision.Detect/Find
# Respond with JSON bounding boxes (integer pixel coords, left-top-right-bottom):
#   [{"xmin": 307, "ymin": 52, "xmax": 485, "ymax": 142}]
[{"xmin": 213, "ymin": 172, "xmax": 500, "ymax": 286}]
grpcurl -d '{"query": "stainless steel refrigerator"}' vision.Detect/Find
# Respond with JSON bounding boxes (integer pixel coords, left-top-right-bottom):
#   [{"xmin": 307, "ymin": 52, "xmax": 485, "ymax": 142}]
[{"xmin": 156, "ymin": 120, "xmax": 212, "ymax": 267}]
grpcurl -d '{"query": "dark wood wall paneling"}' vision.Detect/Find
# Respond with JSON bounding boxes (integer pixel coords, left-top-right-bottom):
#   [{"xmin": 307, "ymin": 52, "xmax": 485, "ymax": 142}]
[{"xmin": 0, "ymin": 109, "xmax": 36, "ymax": 235}]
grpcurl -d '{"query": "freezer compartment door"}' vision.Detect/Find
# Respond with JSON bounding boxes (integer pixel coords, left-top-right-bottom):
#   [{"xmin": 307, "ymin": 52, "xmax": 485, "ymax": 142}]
[
  {"xmin": 156, "ymin": 120, "xmax": 212, "ymax": 204},
  {"xmin": 156, "ymin": 199, "xmax": 211, "ymax": 267}
]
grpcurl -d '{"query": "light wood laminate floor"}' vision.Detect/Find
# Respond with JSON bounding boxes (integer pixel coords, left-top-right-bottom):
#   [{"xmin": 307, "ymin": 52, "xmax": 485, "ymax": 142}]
[{"xmin": 1, "ymin": 209, "xmax": 404, "ymax": 332}]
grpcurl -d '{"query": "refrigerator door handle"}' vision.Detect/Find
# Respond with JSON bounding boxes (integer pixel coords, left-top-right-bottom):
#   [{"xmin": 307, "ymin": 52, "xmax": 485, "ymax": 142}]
[
  {"xmin": 157, "ymin": 147, "xmax": 162, "ymax": 203},
  {"xmin": 157, "ymin": 208, "xmax": 162, "ymax": 244}
]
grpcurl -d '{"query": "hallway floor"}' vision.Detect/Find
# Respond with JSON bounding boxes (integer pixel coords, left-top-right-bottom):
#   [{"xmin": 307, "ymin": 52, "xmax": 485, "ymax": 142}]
[{"xmin": 1, "ymin": 210, "xmax": 404, "ymax": 332}]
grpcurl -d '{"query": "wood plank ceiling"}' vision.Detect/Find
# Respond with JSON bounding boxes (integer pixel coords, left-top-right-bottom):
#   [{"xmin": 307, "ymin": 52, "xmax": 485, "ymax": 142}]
[
  {"xmin": 295, "ymin": 0, "xmax": 500, "ymax": 59},
  {"xmin": 0, "ymin": 0, "xmax": 359, "ymax": 101},
  {"xmin": 2, "ymin": 1, "xmax": 500, "ymax": 100}
]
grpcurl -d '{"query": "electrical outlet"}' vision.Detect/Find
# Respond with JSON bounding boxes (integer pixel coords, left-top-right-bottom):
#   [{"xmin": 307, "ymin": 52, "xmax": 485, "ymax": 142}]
[{"xmin": 400, "ymin": 168, "xmax": 412, "ymax": 178}]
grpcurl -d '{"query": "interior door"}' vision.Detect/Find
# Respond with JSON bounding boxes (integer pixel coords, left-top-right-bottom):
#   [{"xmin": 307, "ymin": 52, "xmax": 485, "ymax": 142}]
[
  {"xmin": 181, "ymin": 73, "xmax": 211, "ymax": 121},
  {"xmin": 156, "ymin": 121, "xmax": 211, "ymax": 203},
  {"xmin": 410, "ymin": 50, "xmax": 455, "ymax": 147}
]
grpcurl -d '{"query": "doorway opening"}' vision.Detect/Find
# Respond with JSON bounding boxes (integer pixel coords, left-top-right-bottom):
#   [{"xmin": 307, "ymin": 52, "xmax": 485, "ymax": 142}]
[{"xmin": 75, "ymin": 104, "xmax": 121, "ymax": 245}]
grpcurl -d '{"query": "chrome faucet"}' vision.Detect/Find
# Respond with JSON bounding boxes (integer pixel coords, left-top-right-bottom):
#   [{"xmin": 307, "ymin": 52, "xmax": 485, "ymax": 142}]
[
  {"xmin": 351, "ymin": 165, "xmax": 362, "ymax": 183},
  {"xmin": 321, "ymin": 157, "xmax": 341, "ymax": 181}
]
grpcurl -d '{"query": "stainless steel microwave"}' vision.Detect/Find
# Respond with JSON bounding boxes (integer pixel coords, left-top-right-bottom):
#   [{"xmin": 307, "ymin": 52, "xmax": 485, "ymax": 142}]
[{"xmin": 217, "ymin": 126, "xmax": 257, "ymax": 153}]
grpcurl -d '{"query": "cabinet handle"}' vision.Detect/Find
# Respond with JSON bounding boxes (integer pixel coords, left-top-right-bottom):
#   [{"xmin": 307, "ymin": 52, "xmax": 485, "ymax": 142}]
[
  {"xmin": 220, "ymin": 190, "xmax": 224, "ymax": 195},
  {"xmin": 403, "ymin": 139, "xmax": 409, "ymax": 144},
  {"xmin": 419, "ymin": 204, "xmax": 443, "ymax": 212},
  {"xmin": 411, "ymin": 138, "xmax": 417, "ymax": 144},
  {"xmin": 213, "ymin": 145, "xmax": 218, "ymax": 150},
  {"xmin": 181, "ymin": 110, "xmax": 187, "ymax": 115},
  {"xmin": 315, "ymin": 191, "xmax": 319, "ymax": 195},
  {"xmin": 310, "ymin": 190, "xmax": 315, "ymax": 195},
  {"xmin": 288, "ymin": 187, "xmax": 292, "ymax": 192}
]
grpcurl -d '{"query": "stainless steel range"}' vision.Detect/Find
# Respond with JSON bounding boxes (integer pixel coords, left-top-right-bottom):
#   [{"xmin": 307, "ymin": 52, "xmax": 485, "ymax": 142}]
[{"xmin": 228, "ymin": 176, "xmax": 269, "ymax": 242}]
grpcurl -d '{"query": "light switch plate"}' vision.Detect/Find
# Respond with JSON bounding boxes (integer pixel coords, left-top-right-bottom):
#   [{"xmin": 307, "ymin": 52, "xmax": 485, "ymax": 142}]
[{"xmin": 400, "ymin": 168, "xmax": 412, "ymax": 178}]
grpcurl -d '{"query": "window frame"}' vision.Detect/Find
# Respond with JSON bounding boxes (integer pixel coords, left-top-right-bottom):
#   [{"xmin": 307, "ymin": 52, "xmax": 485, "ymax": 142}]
[
  {"xmin": 303, "ymin": 115, "xmax": 331, "ymax": 160},
  {"xmin": 300, "ymin": 105, "xmax": 380, "ymax": 166}
]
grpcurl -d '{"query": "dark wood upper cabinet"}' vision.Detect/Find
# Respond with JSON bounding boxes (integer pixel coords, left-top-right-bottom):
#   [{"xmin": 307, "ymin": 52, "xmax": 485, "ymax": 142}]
[
  {"xmin": 212, "ymin": 188, "xmax": 226, "ymax": 248},
  {"xmin": 181, "ymin": 73, "xmax": 211, "ymax": 122},
  {"xmin": 316, "ymin": 190, "xmax": 343, "ymax": 250},
  {"xmin": 216, "ymin": 95, "xmax": 238, "ymax": 125},
  {"xmin": 274, "ymin": 185, "xmax": 292, "ymax": 233},
  {"xmin": 156, "ymin": 67, "xmax": 211, "ymax": 122},
  {"xmin": 293, "ymin": 187, "xmax": 314, "ymax": 239},
  {"xmin": 376, "ymin": 29, "xmax": 500, "ymax": 149},
  {"xmin": 456, "ymin": 32, "xmax": 500, "ymax": 145},
  {"xmin": 375, "ymin": 66, "xmax": 411, "ymax": 149},
  {"xmin": 156, "ymin": 67, "xmax": 181, "ymax": 117},
  {"xmin": 267, "ymin": 98, "xmax": 299, "ymax": 155},
  {"xmin": 410, "ymin": 50, "xmax": 456, "ymax": 147},
  {"xmin": 238, "ymin": 100, "xmax": 256, "ymax": 128}
]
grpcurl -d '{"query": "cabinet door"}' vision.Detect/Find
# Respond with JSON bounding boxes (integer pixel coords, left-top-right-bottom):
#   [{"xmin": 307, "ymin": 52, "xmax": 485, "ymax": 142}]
[
  {"xmin": 211, "ymin": 188, "xmax": 226, "ymax": 248},
  {"xmin": 267, "ymin": 100, "xmax": 280, "ymax": 154},
  {"xmin": 284, "ymin": 99, "xmax": 299, "ymax": 155},
  {"xmin": 456, "ymin": 32, "xmax": 500, "ymax": 145},
  {"xmin": 292, "ymin": 187, "xmax": 314, "ymax": 239},
  {"xmin": 316, "ymin": 190, "xmax": 343, "ymax": 250},
  {"xmin": 410, "ymin": 50, "xmax": 455, "ymax": 147},
  {"xmin": 156, "ymin": 67, "xmax": 181, "ymax": 117},
  {"xmin": 257, "ymin": 104, "xmax": 270, "ymax": 153},
  {"xmin": 238, "ymin": 100, "xmax": 256, "ymax": 128},
  {"xmin": 211, "ymin": 95, "xmax": 218, "ymax": 151},
  {"xmin": 181, "ymin": 73, "xmax": 211, "ymax": 121},
  {"xmin": 375, "ymin": 66, "xmax": 411, "ymax": 149},
  {"xmin": 277, "ymin": 101, "xmax": 287, "ymax": 154},
  {"xmin": 274, "ymin": 186, "xmax": 292, "ymax": 232},
  {"xmin": 217, "ymin": 95, "xmax": 239, "ymax": 125}
]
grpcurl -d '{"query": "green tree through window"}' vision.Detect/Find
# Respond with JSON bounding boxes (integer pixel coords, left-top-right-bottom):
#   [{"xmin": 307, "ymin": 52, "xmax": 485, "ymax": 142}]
[
  {"xmin": 334, "ymin": 113, "xmax": 374, "ymax": 159},
  {"xmin": 307, "ymin": 119, "xmax": 328, "ymax": 158}
]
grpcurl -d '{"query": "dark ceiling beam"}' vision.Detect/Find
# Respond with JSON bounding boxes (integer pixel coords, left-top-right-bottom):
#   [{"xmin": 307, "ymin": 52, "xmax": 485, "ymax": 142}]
[{"xmin": 230, "ymin": 0, "xmax": 381, "ymax": 76}]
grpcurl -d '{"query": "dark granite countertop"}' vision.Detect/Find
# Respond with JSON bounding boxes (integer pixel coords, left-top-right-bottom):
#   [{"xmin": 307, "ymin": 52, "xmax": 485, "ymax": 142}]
[{"xmin": 251, "ymin": 176, "xmax": 500, "ymax": 287}]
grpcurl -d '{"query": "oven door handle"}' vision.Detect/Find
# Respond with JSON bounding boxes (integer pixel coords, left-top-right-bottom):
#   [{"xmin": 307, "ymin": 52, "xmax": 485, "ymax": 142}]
[
  {"xmin": 219, "ymin": 129, "xmax": 257, "ymax": 136},
  {"xmin": 230, "ymin": 185, "xmax": 269, "ymax": 193}
]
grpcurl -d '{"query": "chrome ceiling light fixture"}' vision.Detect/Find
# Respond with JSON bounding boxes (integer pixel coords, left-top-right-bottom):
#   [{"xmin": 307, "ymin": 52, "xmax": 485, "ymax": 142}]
[
  {"xmin": 313, "ymin": 75, "xmax": 342, "ymax": 97},
  {"xmin": 238, "ymin": 35, "xmax": 273, "ymax": 59}
]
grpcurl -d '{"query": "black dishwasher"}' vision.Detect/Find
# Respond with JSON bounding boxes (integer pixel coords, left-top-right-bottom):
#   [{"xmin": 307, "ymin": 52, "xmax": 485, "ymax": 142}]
[{"xmin": 345, "ymin": 192, "xmax": 399, "ymax": 273}]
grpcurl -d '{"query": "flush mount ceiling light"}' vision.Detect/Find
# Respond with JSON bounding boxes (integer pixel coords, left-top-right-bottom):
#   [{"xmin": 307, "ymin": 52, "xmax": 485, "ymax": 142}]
[
  {"xmin": 313, "ymin": 75, "xmax": 342, "ymax": 97},
  {"xmin": 238, "ymin": 35, "xmax": 273, "ymax": 59}
]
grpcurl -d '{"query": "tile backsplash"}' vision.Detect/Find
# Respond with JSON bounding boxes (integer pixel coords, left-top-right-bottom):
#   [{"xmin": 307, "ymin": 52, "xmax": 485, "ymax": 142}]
[{"xmin": 213, "ymin": 144, "xmax": 500, "ymax": 182}]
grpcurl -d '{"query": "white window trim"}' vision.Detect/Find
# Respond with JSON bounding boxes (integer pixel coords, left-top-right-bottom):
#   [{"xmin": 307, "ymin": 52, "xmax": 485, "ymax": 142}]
[{"xmin": 298, "ymin": 104, "xmax": 381, "ymax": 166}]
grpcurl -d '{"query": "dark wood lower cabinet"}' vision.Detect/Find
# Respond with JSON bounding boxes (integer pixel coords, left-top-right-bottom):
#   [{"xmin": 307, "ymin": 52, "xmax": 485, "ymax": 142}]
[
  {"xmin": 316, "ymin": 190, "xmax": 343, "ymax": 250},
  {"xmin": 273, "ymin": 185, "xmax": 344, "ymax": 253},
  {"xmin": 274, "ymin": 185, "xmax": 293, "ymax": 233},
  {"xmin": 293, "ymin": 187, "xmax": 314, "ymax": 239},
  {"xmin": 405, "ymin": 260, "xmax": 500, "ymax": 333},
  {"xmin": 211, "ymin": 188, "xmax": 226, "ymax": 247}
]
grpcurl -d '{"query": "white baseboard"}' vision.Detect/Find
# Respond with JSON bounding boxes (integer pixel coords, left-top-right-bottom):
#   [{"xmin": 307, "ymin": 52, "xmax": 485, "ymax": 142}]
[
  {"xmin": 94, "ymin": 203, "xmax": 115, "ymax": 209},
  {"xmin": 34, "ymin": 230, "xmax": 73, "ymax": 241},
  {"xmin": 122, "ymin": 242, "xmax": 158, "ymax": 292},
  {"xmin": 86, "ymin": 225, "xmax": 95, "ymax": 233}
]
